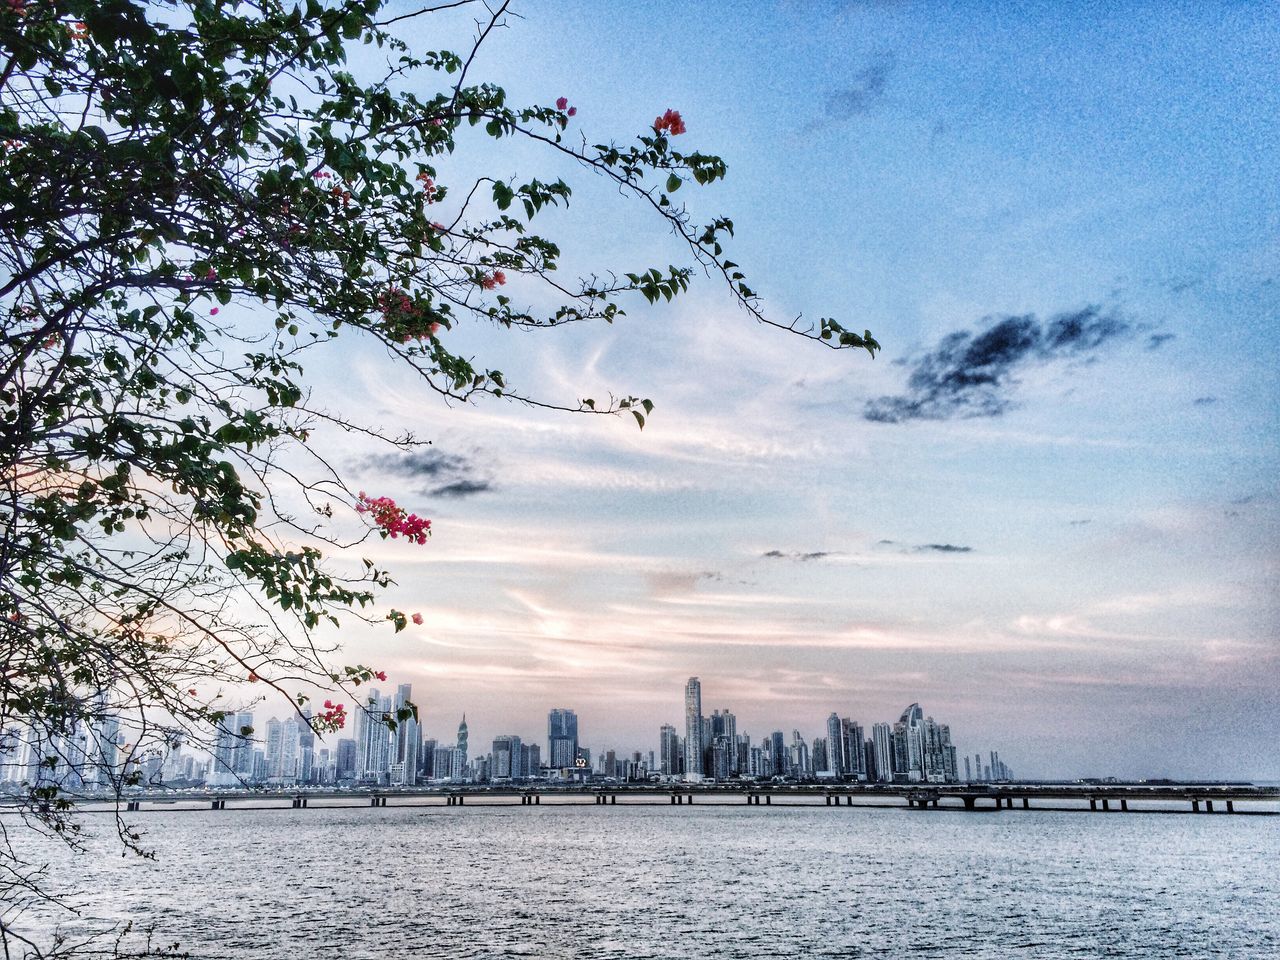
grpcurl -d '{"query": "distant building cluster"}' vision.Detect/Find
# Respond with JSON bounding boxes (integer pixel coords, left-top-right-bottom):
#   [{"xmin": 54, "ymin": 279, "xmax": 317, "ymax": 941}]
[
  {"xmin": 2, "ymin": 677, "xmax": 1012, "ymax": 791},
  {"xmin": 675, "ymin": 677, "xmax": 970, "ymax": 785}
]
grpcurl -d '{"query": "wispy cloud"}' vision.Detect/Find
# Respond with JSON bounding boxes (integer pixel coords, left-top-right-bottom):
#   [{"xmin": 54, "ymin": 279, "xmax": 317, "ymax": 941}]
[
  {"xmin": 876, "ymin": 539, "xmax": 974, "ymax": 554},
  {"xmin": 825, "ymin": 53, "xmax": 894, "ymax": 118},
  {"xmin": 864, "ymin": 306, "xmax": 1131, "ymax": 423},
  {"xmin": 762, "ymin": 549, "xmax": 836, "ymax": 561}
]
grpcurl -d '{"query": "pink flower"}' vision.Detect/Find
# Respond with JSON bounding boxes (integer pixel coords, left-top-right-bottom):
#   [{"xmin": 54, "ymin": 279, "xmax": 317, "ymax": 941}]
[
  {"xmin": 411, "ymin": 613, "xmax": 424, "ymax": 625},
  {"xmin": 374, "ymin": 670, "xmax": 387, "ymax": 682},
  {"xmin": 493, "ymin": 270, "xmax": 507, "ymax": 286},
  {"xmin": 209, "ymin": 307, "xmax": 219, "ymax": 315},
  {"xmin": 653, "ymin": 109, "xmax": 687, "ymax": 136},
  {"xmin": 556, "ymin": 97, "xmax": 568, "ymax": 111},
  {"xmin": 355, "ymin": 492, "xmax": 432, "ymax": 544},
  {"xmin": 568, "ymin": 107, "xmax": 577, "ymax": 117}
]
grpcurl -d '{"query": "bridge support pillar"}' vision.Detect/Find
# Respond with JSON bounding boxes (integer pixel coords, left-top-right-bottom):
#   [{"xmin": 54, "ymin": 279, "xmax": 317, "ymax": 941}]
[
  {"xmin": 825, "ymin": 795, "xmax": 831, "ymax": 806},
  {"xmin": 1227, "ymin": 801, "xmax": 1234, "ymax": 813},
  {"xmin": 1090, "ymin": 798, "xmax": 1097, "ymax": 811},
  {"xmin": 610, "ymin": 795, "xmax": 616, "ymax": 805},
  {"xmin": 1206, "ymin": 800, "xmax": 1214, "ymax": 813},
  {"xmin": 846, "ymin": 796, "xmax": 852, "ymax": 806},
  {"xmin": 1022, "ymin": 798, "xmax": 1029, "ymax": 809},
  {"xmin": 1102, "ymin": 798, "xmax": 1110, "ymax": 812},
  {"xmin": 127, "ymin": 800, "xmax": 140, "ymax": 812},
  {"xmin": 535, "ymin": 795, "xmax": 540, "ymax": 805},
  {"xmin": 1193, "ymin": 799, "xmax": 1201, "ymax": 813},
  {"xmin": 963, "ymin": 797, "xmax": 975, "ymax": 810},
  {"xmin": 1120, "ymin": 799, "xmax": 1128, "ymax": 812},
  {"xmin": 764, "ymin": 795, "xmax": 771, "ymax": 805}
]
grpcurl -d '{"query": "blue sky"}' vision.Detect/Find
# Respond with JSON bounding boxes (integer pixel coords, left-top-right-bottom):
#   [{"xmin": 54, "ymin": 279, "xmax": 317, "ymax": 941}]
[{"xmin": 289, "ymin": 1, "xmax": 1278, "ymax": 779}]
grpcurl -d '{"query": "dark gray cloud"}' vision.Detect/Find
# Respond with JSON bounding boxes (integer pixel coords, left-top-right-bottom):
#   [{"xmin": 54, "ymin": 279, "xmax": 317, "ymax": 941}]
[
  {"xmin": 877, "ymin": 539, "xmax": 974, "ymax": 554},
  {"xmin": 1146, "ymin": 332, "xmax": 1176, "ymax": 350},
  {"xmin": 1193, "ymin": 396, "xmax": 1218, "ymax": 406},
  {"xmin": 864, "ymin": 306, "xmax": 1131, "ymax": 423},
  {"xmin": 366, "ymin": 449, "xmax": 493, "ymax": 498},
  {"xmin": 762, "ymin": 550, "xmax": 833, "ymax": 561},
  {"xmin": 368, "ymin": 449, "xmax": 467, "ymax": 478},
  {"xmin": 1069, "ymin": 519, "xmax": 1092, "ymax": 527},
  {"xmin": 431, "ymin": 479, "xmax": 492, "ymax": 498},
  {"xmin": 825, "ymin": 54, "xmax": 894, "ymax": 119}
]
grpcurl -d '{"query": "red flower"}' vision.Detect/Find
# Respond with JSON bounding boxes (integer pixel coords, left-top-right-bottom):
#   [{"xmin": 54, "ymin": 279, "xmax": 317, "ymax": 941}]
[
  {"xmin": 411, "ymin": 612, "xmax": 424, "ymax": 625},
  {"xmin": 654, "ymin": 109, "xmax": 686, "ymax": 136},
  {"xmin": 374, "ymin": 670, "xmax": 387, "ymax": 682},
  {"xmin": 555, "ymin": 97, "xmax": 568, "ymax": 111},
  {"xmin": 248, "ymin": 671, "xmax": 259, "ymax": 682},
  {"xmin": 568, "ymin": 107, "xmax": 577, "ymax": 117}
]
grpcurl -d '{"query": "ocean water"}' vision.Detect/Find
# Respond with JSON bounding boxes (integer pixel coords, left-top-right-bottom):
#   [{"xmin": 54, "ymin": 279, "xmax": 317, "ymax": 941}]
[{"xmin": 17, "ymin": 802, "xmax": 1280, "ymax": 958}]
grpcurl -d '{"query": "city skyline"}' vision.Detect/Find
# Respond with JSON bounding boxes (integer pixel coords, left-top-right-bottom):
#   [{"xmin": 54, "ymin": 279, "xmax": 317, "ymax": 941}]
[{"xmin": 291, "ymin": 1, "xmax": 1277, "ymax": 783}]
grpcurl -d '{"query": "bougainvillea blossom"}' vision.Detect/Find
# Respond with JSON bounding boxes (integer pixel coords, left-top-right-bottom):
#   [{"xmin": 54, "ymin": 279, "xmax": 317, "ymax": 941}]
[
  {"xmin": 355, "ymin": 492, "xmax": 431, "ymax": 544},
  {"xmin": 653, "ymin": 108, "xmax": 686, "ymax": 135}
]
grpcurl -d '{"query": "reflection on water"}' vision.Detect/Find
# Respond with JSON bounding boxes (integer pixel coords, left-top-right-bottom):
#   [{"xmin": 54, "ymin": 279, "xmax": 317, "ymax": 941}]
[{"xmin": 20, "ymin": 804, "xmax": 1280, "ymax": 958}]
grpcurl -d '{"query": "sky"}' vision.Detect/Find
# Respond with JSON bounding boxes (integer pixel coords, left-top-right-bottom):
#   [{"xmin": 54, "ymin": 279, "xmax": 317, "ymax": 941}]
[{"xmin": 282, "ymin": 1, "xmax": 1277, "ymax": 780}]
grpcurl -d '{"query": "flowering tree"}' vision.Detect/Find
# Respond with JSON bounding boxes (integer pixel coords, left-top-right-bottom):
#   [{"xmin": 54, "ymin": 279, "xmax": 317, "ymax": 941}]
[{"xmin": 0, "ymin": 0, "xmax": 877, "ymax": 952}]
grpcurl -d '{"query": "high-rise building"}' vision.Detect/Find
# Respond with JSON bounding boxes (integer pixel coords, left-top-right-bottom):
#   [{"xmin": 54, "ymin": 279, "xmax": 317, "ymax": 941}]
[
  {"xmin": 354, "ymin": 689, "xmax": 393, "ymax": 783},
  {"xmin": 711, "ymin": 736, "xmax": 732, "ymax": 780},
  {"xmin": 683, "ymin": 678, "xmax": 703, "ymax": 782},
  {"xmin": 336, "ymin": 738, "xmax": 357, "ymax": 781},
  {"xmin": 711, "ymin": 709, "xmax": 737, "ymax": 773},
  {"xmin": 769, "ymin": 731, "xmax": 786, "ymax": 777},
  {"xmin": 491, "ymin": 734, "xmax": 524, "ymax": 779},
  {"xmin": 548, "ymin": 708, "xmax": 579, "ymax": 770},
  {"xmin": 825, "ymin": 713, "xmax": 843, "ymax": 775},
  {"xmin": 892, "ymin": 703, "xmax": 925, "ymax": 782},
  {"xmin": 812, "ymin": 736, "xmax": 828, "ymax": 774},
  {"xmin": 419, "ymin": 737, "xmax": 437, "ymax": 778},
  {"xmin": 393, "ymin": 684, "xmax": 419, "ymax": 786},
  {"xmin": 659, "ymin": 723, "xmax": 679, "ymax": 776},
  {"xmin": 840, "ymin": 718, "xmax": 866, "ymax": 780},
  {"xmin": 790, "ymin": 730, "xmax": 810, "ymax": 778}
]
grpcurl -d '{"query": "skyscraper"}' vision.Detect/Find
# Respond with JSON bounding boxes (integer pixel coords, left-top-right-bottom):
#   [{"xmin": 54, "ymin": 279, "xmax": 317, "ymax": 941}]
[
  {"xmin": 683, "ymin": 677, "xmax": 703, "ymax": 782},
  {"xmin": 825, "ymin": 713, "xmax": 843, "ymax": 776},
  {"xmin": 354, "ymin": 689, "xmax": 393, "ymax": 783},
  {"xmin": 491, "ymin": 734, "xmax": 523, "ymax": 779},
  {"xmin": 548, "ymin": 708, "xmax": 579, "ymax": 770},
  {"xmin": 394, "ymin": 683, "xmax": 419, "ymax": 786},
  {"xmin": 659, "ymin": 723, "xmax": 679, "ymax": 776},
  {"xmin": 893, "ymin": 703, "xmax": 925, "ymax": 783},
  {"xmin": 770, "ymin": 731, "xmax": 786, "ymax": 777},
  {"xmin": 872, "ymin": 722, "xmax": 894, "ymax": 783}
]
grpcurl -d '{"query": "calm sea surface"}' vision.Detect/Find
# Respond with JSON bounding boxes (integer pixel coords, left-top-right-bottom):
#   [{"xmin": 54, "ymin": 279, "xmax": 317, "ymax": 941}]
[{"xmin": 18, "ymin": 802, "xmax": 1280, "ymax": 958}]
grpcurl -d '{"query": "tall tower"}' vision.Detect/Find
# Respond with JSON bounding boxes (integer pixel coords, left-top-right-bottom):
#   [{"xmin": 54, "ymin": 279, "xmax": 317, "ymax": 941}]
[
  {"xmin": 683, "ymin": 677, "xmax": 703, "ymax": 782},
  {"xmin": 547, "ymin": 708, "xmax": 579, "ymax": 770},
  {"xmin": 825, "ymin": 713, "xmax": 843, "ymax": 775},
  {"xmin": 394, "ymin": 683, "xmax": 419, "ymax": 786}
]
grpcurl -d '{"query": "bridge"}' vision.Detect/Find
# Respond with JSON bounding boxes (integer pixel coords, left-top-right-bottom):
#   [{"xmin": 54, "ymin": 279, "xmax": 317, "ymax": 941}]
[{"xmin": 86, "ymin": 781, "xmax": 1279, "ymax": 815}]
